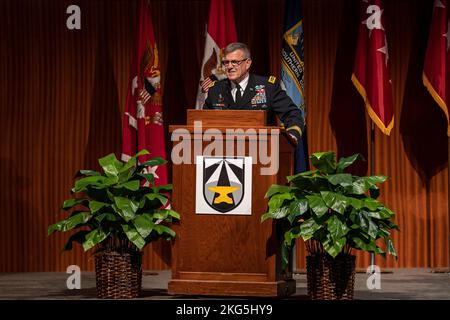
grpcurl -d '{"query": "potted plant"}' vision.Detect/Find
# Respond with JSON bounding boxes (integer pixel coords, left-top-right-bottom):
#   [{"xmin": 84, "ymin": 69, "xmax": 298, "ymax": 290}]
[
  {"xmin": 48, "ymin": 149, "xmax": 179, "ymax": 299},
  {"xmin": 262, "ymin": 151, "xmax": 399, "ymax": 300}
]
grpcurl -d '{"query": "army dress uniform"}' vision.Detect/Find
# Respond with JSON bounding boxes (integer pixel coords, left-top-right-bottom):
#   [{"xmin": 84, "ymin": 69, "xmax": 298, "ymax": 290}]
[{"xmin": 203, "ymin": 74, "xmax": 304, "ymax": 144}]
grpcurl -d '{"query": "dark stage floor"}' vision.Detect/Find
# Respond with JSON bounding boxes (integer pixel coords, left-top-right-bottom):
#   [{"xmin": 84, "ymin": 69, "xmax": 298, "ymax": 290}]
[{"xmin": 0, "ymin": 269, "xmax": 449, "ymax": 300}]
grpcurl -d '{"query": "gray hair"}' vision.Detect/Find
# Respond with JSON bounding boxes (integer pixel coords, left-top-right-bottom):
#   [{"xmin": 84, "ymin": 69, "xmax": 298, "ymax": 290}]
[{"xmin": 224, "ymin": 42, "xmax": 251, "ymax": 59}]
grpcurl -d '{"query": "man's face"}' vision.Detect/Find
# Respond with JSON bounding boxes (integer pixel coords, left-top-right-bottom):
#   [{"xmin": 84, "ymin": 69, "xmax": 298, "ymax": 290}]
[{"xmin": 223, "ymin": 49, "xmax": 252, "ymax": 83}]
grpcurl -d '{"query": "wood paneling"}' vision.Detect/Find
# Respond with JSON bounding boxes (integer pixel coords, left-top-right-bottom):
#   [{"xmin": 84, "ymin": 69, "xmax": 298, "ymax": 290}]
[{"xmin": 0, "ymin": 0, "xmax": 448, "ymax": 272}]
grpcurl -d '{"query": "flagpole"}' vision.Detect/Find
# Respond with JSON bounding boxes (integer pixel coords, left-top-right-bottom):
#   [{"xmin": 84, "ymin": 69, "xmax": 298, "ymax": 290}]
[{"xmin": 370, "ymin": 122, "xmax": 376, "ymax": 273}]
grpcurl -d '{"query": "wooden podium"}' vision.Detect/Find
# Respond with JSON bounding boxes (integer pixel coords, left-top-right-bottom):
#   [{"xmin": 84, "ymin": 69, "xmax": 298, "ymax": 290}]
[{"xmin": 168, "ymin": 110, "xmax": 296, "ymax": 297}]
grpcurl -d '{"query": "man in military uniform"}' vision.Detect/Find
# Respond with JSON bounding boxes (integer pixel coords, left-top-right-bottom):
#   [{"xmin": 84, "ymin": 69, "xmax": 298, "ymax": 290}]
[{"xmin": 204, "ymin": 42, "xmax": 304, "ymax": 145}]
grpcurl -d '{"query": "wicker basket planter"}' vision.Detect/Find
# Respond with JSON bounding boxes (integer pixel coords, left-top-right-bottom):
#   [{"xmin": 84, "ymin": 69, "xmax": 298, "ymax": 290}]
[
  {"xmin": 306, "ymin": 253, "xmax": 356, "ymax": 300},
  {"xmin": 262, "ymin": 152, "xmax": 399, "ymax": 300},
  {"xmin": 47, "ymin": 150, "xmax": 179, "ymax": 299},
  {"xmin": 95, "ymin": 250, "xmax": 143, "ymax": 299}
]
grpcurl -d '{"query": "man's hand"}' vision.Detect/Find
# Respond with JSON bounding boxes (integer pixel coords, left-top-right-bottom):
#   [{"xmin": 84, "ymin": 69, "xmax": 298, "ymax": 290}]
[{"xmin": 286, "ymin": 130, "xmax": 299, "ymax": 147}]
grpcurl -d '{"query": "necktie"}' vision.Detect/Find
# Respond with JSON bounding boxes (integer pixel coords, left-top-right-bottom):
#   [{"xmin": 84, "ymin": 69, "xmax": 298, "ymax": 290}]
[{"xmin": 235, "ymin": 84, "xmax": 241, "ymax": 104}]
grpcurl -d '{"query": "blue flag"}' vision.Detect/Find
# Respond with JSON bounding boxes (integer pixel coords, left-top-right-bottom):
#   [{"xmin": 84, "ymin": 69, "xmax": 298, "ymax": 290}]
[{"xmin": 281, "ymin": 0, "xmax": 309, "ymax": 173}]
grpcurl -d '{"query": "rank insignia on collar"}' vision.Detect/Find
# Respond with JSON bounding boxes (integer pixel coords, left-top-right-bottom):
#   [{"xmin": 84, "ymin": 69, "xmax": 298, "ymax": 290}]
[{"xmin": 268, "ymin": 76, "xmax": 276, "ymax": 84}]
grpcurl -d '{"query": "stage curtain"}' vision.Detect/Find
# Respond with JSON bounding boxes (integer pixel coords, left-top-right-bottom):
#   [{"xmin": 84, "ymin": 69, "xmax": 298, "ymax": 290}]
[{"xmin": 0, "ymin": 0, "xmax": 447, "ymax": 271}]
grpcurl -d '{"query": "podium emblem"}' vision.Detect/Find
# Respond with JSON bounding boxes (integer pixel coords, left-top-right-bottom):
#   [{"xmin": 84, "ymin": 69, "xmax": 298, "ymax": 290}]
[
  {"xmin": 203, "ymin": 157, "xmax": 245, "ymax": 213},
  {"xmin": 196, "ymin": 156, "xmax": 252, "ymax": 215}
]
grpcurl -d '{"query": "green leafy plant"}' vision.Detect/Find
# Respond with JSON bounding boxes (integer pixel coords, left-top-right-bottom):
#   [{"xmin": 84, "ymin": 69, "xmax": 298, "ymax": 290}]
[
  {"xmin": 262, "ymin": 151, "xmax": 399, "ymax": 269},
  {"xmin": 48, "ymin": 149, "xmax": 180, "ymax": 253}
]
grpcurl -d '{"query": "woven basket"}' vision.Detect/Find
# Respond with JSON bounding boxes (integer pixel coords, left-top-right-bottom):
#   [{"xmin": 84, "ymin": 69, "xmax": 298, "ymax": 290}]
[
  {"xmin": 306, "ymin": 253, "xmax": 356, "ymax": 300},
  {"xmin": 95, "ymin": 250, "xmax": 142, "ymax": 299}
]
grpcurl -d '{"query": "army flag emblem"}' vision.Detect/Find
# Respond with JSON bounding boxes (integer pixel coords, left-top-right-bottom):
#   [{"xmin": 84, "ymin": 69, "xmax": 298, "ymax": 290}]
[{"xmin": 196, "ymin": 156, "xmax": 252, "ymax": 215}]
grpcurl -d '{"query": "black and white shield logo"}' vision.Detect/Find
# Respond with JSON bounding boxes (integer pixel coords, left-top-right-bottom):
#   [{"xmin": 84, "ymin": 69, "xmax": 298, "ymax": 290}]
[{"xmin": 203, "ymin": 157, "xmax": 245, "ymax": 213}]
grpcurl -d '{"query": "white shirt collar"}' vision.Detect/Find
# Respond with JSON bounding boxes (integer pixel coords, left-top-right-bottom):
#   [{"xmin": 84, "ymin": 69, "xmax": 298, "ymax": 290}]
[{"xmin": 231, "ymin": 73, "xmax": 250, "ymax": 91}]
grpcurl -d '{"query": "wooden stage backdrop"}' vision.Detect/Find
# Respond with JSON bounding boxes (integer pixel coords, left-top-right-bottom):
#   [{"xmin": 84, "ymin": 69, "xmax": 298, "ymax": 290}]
[{"xmin": 0, "ymin": 0, "xmax": 448, "ymax": 271}]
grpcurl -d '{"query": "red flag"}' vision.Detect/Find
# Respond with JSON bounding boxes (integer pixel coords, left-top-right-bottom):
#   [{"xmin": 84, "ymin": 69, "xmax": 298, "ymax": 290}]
[
  {"xmin": 122, "ymin": 0, "xmax": 167, "ymax": 185},
  {"xmin": 352, "ymin": 0, "xmax": 394, "ymax": 135},
  {"xmin": 423, "ymin": 0, "xmax": 450, "ymax": 135},
  {"xmin": 195, "ymin": 0, "xmax": 238, "ymax": 108}
]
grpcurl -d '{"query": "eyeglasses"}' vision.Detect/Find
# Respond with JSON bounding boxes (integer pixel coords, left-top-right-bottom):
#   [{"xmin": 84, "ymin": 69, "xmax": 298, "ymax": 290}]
[{"xmin": 221, "ymin": 58, "xmax": 248, "ymax": 67}]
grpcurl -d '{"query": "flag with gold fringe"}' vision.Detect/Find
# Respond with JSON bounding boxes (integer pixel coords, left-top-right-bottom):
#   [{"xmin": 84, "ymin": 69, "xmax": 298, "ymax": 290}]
[
  {"xmin": 281, "ymin": 0, "xmax": 309, "ymax": 173},
  {"xmin": 122, "ymin": 0, "xmax": 168, "ymax": 185},
  {"xmin": 352, "ymin": 0, "xmax": 394, "ymax": 135},
  {"xmin": 423, "ymin": 0, "xmax": 450, "ymax": 135},
  {"xmin": 195, "ymin": 0, "xmax": 238, "ymax": 108}
]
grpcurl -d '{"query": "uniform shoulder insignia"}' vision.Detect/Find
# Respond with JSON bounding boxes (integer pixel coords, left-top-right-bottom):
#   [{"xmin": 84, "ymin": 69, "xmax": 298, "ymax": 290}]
[
  {"xmin": 268, "ymin": 76, "xmax": 276, "ymax": 84},
  {"xmin": 208, "ymin": 81, "xmax": 216, "ymax": 88}
]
